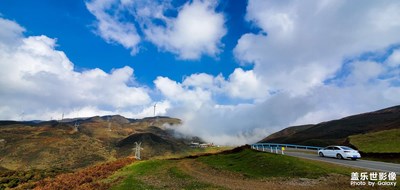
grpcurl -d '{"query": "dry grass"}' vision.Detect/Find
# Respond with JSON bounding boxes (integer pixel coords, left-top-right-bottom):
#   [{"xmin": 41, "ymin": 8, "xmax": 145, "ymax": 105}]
[{"xmin": 33, "ymin": 157, "xmax": 135, "ymax": 190}]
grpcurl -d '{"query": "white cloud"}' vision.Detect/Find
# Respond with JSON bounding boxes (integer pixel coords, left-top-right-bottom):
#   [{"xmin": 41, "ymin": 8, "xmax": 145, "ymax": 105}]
[
  {"xmin": 156, "ymin": 1, "xmax": 400, "ymax": 145},
  {"xmin": 143, "ymin": 0, "xmax": 226, "ymax": 59},
  {"xmin": 182, "ymin": 73, "xmax": 224, "ymax": 91},
  {"xmin": 161, "ymin": 91, "xmax": 314, "ymax": 145},
  {"xmin": 156, "ymin": 69, "xmax": 268, "ymax": 103},
  {"xmin": 291, "ymin": 54, "xmax": 400, "ymax": 125},
  {"xmin": 0, "ymin": 18, "xmax": 151, "ymax": 120},
  {"xmin": 344, "ymin": 61, "xmax": 384, "ymax": 85},
  {"xmin": 0, "ymin": 18, "xmax": 25, "ymax": 46},
  {"xmin": 387, "ymin": 49, "xmax": 400, "ymax": 67},
  {"xmin": 85, "ymin": 0, "xmax": 141, "ymax": 55},
  {"xmin": 225, "ymin": 68, "xmax": 268, "ymax": 100},
  {"xmin": 235, "ymin": 0, "xmax": 400, "ymax": 95},
  {"xmin": 85, "ymin": 0, "xmax": 226, "ymax": 59},
  {"xmin": 154, "ymin": 76, "xmax": 212, "ymax": 109}
]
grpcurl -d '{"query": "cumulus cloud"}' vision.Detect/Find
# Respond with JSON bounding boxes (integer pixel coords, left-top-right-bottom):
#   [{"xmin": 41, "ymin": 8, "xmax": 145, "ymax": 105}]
[
  {"xmin": 85, "ymin": 0, "xmax": 226, "ymax": 59},
  {"xmin": 142, "ymin": 0, "xmax": 226, "ymax": 59},
  {"xmin": 229, "ymin": 0, "xmax": 400, "ymax": 127},
  {"xmin": 234, "ymin": 0, "xmax": 400, "ymax": 95},
  {"xmin": 0, "ymin": 17, "xmax": 151, "ymax": 120},
  {"xmin": 0, "ymin": 18, "xmax": 25, "ymax": 46},
  {"xmin": 225, "ymin": 68, "xmax": 268, "ymax": 100},
  {"xmin": 157, "ymin": 49, "xmax": 400, "ymax": 145},
  {"xmin": 154, "ymin": 0, "xmax": 400, "ymax": 145},
  {"xmin": 85, "ymin": 0, "xmax": 141, "ymax": 55}
]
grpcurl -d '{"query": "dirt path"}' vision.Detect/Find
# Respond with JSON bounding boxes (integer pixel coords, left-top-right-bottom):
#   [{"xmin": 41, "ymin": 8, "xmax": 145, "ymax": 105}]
[{"xmin": 179, "ymin": 159, "xmax": 320, "ymax": 190}]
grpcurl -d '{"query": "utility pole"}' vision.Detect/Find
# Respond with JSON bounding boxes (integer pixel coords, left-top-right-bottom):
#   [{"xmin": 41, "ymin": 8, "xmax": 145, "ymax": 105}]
[{"xmin": 134, "ymin": 142, "xmax": 143, "ymax": 160}]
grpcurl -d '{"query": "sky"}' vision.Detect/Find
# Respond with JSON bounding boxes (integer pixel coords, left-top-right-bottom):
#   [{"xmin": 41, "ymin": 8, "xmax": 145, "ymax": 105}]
[{"xmin": 0, "ymin": 0, "xmax": 400, "ymax": 145}]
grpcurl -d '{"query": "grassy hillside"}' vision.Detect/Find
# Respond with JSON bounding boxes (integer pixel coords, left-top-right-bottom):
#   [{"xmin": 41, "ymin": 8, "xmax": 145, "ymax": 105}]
[
  {"xmin": 197, "ymin": 148, "xmax": 353, "ymax": 179},
  {"xmin": 108, "ymin": 147, "xmax": 371, "ymax": 190},
  {"xmin": 349, "ymin": 129, "xmax": 400, "ymax": 153},
  {"xmin": 260, "ymin": 105, "xmax": 400, "ymax": 146},
  {"xmin": 261, "ymin": 124, "xmax": 313, "ymax": 143},
  {"xmin": 18, "ymin": 147, "xmax": 398, "ymax": 190},
  {"xmin": 9, "ymin": 147, "xmax": 227, "ymax": 190}
]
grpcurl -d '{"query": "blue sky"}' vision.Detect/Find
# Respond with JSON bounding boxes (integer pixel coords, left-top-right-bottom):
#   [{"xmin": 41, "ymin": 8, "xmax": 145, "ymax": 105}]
[
  {"xmin": 0, "ymin": 0, "xmax": 400, "ymax": 145},
  {"xmin": 0, "ymin": 0, "xmax": 254, "ymax": 87}
]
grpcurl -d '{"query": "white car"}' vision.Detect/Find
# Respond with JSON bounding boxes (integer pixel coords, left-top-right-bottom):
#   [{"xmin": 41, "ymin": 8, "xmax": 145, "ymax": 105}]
[{"xmin": 318, "ymin": 146, "xmax": 361, "ymax": 160}]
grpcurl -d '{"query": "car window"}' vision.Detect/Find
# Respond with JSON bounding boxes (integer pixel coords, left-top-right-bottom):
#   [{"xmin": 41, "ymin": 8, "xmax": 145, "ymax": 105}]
[
  {"xmin": 334, "ymin": 147, "xmax": 340, "ymax": 150},
  {"xmin": 340, "ymin": 146, "xmax": 353, "ymax": 150},
  {"xmin": 325, "ymin": 147, "xmax": 333, "ymax": 150}
]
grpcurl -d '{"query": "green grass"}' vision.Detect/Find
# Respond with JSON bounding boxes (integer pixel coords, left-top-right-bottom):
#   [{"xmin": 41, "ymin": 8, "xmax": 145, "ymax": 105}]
[
  {"xmin": 110, "ymin": 160, "xmax": 164, "ymax": 190},
  {"xmin": 108, "ymin": 148, "xmax": 382, "ymax": 189},
  {"xmin": 198, "ymin": 149, "xmax": 357, "ymax": 179},
  {"xmin": 150, "ymin": 146, "xmax": 233, "ymax": 160},
  {"xmin": 349, "ymin": 129, "xmax": 400, "ymax": 153},
  {"xmin": 110, "ymin": 160, "xmax": 221, "ymax": 190}
]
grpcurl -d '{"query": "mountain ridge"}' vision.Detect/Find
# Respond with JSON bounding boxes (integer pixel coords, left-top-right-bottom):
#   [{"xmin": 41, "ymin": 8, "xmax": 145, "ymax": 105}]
[
  {"xmin": 259, "ymin": 105, "xmax": 400, "ymax": 147},
  {"xmin": 0, "ymin": 115, "xmax": 191, "ymax": 171}
]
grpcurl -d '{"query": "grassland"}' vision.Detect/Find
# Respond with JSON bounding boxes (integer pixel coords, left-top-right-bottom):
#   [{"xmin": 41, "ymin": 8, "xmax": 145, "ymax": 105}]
[
  {"xmin": 10, "ymin": 146, "xmax": 397, "ymax": 190},
  {"xmin": 198, "ymin": 148, "xmax": 355, "ymax": 179},
  {"xmin": 108, "ymin": 148, "xmax": 375, "ymax": 190},
  {"xmin": 349, "ymin": 129, "xmax": 400, "ymax": 153},
  {"xmin": 110, "ymin": 160, "xmax": 219, "ymax": 190}
]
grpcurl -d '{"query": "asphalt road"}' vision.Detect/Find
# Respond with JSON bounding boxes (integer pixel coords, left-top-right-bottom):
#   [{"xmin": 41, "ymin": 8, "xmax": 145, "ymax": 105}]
[{"xmin": 284, "ymin": 150, "xmax": 400, "ymax": 174}]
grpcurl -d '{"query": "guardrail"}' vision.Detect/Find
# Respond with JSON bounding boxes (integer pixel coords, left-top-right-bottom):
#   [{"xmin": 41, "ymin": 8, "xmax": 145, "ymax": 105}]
[{"xmin": 251, "ymin": 143, "xmax": 323, "ymax": 154}]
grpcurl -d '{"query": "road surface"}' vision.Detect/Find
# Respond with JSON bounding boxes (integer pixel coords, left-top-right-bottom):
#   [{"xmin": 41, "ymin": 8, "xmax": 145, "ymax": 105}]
[{"xmin": 284, "ymin": 150, "xmax": 400, "ymax": 174}]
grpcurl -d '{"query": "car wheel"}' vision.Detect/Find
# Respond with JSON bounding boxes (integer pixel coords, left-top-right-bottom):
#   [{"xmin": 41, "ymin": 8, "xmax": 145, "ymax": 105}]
[
  {"xmin": 336, "ymin": 154, "xmax": 343, "ymax": 159},
  {"xmin": 319, "ymin": 152, "xmax": 324, "ymax": 157}
]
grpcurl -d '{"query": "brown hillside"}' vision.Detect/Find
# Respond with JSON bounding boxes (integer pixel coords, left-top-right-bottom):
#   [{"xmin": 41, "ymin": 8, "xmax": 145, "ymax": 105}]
[
  {"xmin": 0, "ymin": 116, "xmax": 184, "ymax": 171},
  {"xmin": 259, "ymin": 105, "xmax": 400, "ymax": 146}
]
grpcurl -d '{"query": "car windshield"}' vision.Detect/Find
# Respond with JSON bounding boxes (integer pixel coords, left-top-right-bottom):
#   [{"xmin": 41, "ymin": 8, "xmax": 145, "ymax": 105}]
[{"xmin": 340, "ymin": 146, "xmax": 354, "ymax": 150}]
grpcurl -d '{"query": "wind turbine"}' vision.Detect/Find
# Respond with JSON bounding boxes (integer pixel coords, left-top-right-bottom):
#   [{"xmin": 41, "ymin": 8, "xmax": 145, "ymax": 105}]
[
  {"xmin": 19, "ymin": 112, "xmax": 25, "ymax": 121},
  {"xmin": 153, "ymin": 103, "xmax": 157, "ymax": 117},
  {"xmin": 154, "ymin": 103, "xmax": 160, "ymax": 125}
]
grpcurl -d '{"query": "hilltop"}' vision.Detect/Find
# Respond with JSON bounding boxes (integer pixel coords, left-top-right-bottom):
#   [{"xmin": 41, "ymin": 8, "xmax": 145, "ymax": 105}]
[
  {"xmin": 0, "ymin": 115, "xmax": 193, "ymax": 171},
  {"xmin": 259, "ymin": 105, "xmax": 400, "ymax": 154}
]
